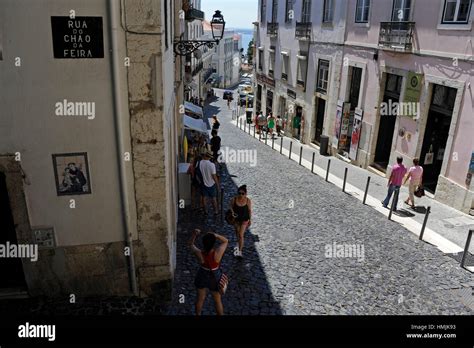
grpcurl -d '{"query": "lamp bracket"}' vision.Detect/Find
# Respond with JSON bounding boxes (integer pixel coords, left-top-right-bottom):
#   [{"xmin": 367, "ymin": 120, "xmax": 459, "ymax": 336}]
[{"xmin": 174, "ymin": 40, "xmax": 219, "ymax": 56}]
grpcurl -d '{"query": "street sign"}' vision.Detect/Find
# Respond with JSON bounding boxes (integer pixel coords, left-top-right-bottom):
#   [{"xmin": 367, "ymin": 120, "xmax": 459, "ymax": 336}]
[{"xmin": 51, "ymin": 16, "xmax": 104, "ymax": 59}]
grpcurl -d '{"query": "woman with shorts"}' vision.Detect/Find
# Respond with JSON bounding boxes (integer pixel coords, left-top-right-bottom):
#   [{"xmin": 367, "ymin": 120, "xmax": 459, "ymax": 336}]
[
  {"xmin": 189, "ymin": 229, "xmax": 228, "ymax": 315},
  {"xmin": 229, "ymin": 185, "xmax": 252, "ymax": 259}
]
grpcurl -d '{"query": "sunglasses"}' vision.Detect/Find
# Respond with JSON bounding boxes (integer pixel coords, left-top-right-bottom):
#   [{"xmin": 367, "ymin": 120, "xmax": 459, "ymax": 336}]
[{"xmin": 238, "ymin": 192, "xmax": 245, "ymax": 195}]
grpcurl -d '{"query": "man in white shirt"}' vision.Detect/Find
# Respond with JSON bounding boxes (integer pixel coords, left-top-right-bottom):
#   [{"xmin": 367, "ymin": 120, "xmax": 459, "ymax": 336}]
[{"xmin": 198, "ymin": 151, "xmax": 220, "ymax": 215}]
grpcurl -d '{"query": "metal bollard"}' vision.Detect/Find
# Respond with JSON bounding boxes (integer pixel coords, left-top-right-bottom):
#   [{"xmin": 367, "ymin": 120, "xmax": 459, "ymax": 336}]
[
  {"xmin": 363, "ymin": 177, "xmax": 371, "ymax": 205},
  {"xmin": 272, "ymin": 136, "xmax": 275, "ymax": 150},
  {"xmin": 259, "ymin": 131, "xmax": 261, "ymax": 141},
  {"xmin": 248, "ymin": 122, "xmax": 251, "ymax": 135},
  {"xmin": 460, "ymin": 229, "xmax": 473, "ymax": 269},
  {"xmin": 265, "ymin": 132, "xmax": 268, "ymax": 145},
  {"xmin": 419, "ymin": 206, "xmax": 431, "ymax": 241},
  {"xmin": 289, "ymin": 142, "xmax": 293, "ymax": 160},
  {"xmin": 311, "ymin": 153, "xmax": 315, "ymax": 173},
  {"xmin": 239, "ymin": 118, "xmax": 242, "ymax": 129},
  {"xmin": 342, "ymin": 168, "xmax": 348, "ymax": 193},
  {"xmin": 299, "ymin": 147, "xmax": 303, "ymax": 166},
  {"xmin": 325, "ymin": 159, "xmax": 331, "ymax": 182},
  {"xmin": 388, "ymin": 188, "xmax": 400, "ymax": 221},
  {"xmin": 253, "ymin": 125, "xmax": 256, "ymax": 137},
  {"xmin": 280, "ymin": 137, "xmax": 283, "ymax": 155}
]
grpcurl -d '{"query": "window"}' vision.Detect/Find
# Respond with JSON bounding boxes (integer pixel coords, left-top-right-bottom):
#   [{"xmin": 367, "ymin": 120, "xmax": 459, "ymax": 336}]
[
  {"xmin": 392, "ymin": 0, "xmax": 412, "ymax": 21},
  {"xmin": 285, "ymin": 0, "xmax": 294, "ymax": 22},
  {"xmin": 355, "ymin": 0, "xmax": 371, "ymax": 23},
  {"xmin": 269, "ymin": 51, "xmax": 275, "ymax": 76},
  {"xmin": 442, "ymin": 0, "xmax": 472, "ymax": 23},
  {"xmin": 281, "ymin": 54, "xmax": 289, "ymax": 80},
  {"xmin": 272, "ymin": 0, "xmax": 279, "ymax": 22},
  {"xmin": 258, "ymin": 49, "xmax": 264, "ymax": 71},
  {"xmin": 323, "ymin": 0, "xmax": 334, "ymax": 22},
  {"xmin": 261, "ymin": 0, "xmax": 267, "ymax": 22},
  {"xmin": 297, "ymin": 55, "xmax": 308, "ymax": 87},
  {"xmin": 302, "ymin": 0, "xmax": 312, "ymax": 22},
  {"xmin": 164, "ymin": 0, "xmax": 169, "ymax": 49},
  {"xmin": 317, "ymin": 60, "xmax": 330, "ymax": 93}
]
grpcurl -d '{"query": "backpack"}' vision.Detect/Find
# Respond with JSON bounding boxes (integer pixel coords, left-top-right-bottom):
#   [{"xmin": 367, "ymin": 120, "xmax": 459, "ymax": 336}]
[{"xmin": 195, "ymin": 161, "xmax": 204, "ymax": 185}]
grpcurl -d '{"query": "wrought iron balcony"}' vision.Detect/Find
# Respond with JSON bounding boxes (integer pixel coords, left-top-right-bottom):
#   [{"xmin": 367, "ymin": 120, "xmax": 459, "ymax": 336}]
[
  {"xmin": 295, "ymin": 22, "xmax": 312, "ymax": 39},
  {"xmin": 379, "ymin": 22, "xmax": 415, "ymax": 51},
  {"xmin": 281, "ymin": 72, "xmax": 288, "ymax": 80},
  {"xmin": 297, "ymin": 79, "xmax": 305, "ymax": 88},
  {"xmin": 185, "ymin": 8, "xmax": 205, "ymax": 21},
  {"xmin": 268, "ymin": 69, "xmax": 274, "ymax": 77},
  {"xmin": 267, "ymin": 22, "xmax": 279, "ymax": 37}
]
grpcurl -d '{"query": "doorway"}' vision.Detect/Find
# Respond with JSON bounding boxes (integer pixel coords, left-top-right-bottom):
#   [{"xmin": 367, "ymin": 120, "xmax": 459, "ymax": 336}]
[
  {"xmin": 313, "ymin": 98, "xmax": 326, "ymax": 144},
  {"xmin": 374, "ymin": 73, "xmax": 402, "ymax": 170},
  {"xmin": 419, "ymin": 84, "xmax": 456, "ymax": 193},
  {"xmin": 0, "ymin": 172, "xmax": 27, "ymax": 288}
]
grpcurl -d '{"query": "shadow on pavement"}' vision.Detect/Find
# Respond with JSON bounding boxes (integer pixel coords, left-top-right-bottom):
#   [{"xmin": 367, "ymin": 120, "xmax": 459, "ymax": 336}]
[{"xmin": 167, "ymin": 162, "xmax": 283, "ymax": 315}]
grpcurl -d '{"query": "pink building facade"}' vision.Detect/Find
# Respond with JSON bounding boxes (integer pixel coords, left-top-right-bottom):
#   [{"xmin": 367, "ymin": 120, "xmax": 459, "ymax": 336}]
[{"xmin": 337, "ymin": 0, "xmax": 473, "ymax": 213}]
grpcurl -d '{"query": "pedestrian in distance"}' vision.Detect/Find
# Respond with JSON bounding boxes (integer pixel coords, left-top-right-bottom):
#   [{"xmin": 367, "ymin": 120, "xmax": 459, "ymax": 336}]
[
  {"xmin": 276, "ymin": 115, "xmax": 283, "ymax": 137},
  {"xmin": 210, "ymin": 130, "xmax": 221, "ymax": 165},
  {"xmin": 404, "ymin": 158, "xmax": 424, "ymax": 208},
  {"xmin": 189, "ymin": 229, "xmax": 229, "ymax": 316},
  {"xmin": 267, "ymin": 113, "xmax": 276, "ymax": 139},
  {"xmin": 228, "ymin": 185, "xmax": 252, "ymax": 259},
  {"xmin": 212, "ymin": 115, "xmax": 220, "ymax": 131},
  {"xmin": 198, "ymin": 151, "xmax": 220, "ymax": 216},
  {"xmin": 382, "ymin": 156, "xmax": 407, "ymax": 211}
]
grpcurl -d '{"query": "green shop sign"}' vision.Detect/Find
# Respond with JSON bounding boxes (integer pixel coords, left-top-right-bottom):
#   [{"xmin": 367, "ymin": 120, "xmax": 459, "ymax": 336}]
[{"xmin": 402, "ymin": 71, "xmax": 423, "ymax": 118}]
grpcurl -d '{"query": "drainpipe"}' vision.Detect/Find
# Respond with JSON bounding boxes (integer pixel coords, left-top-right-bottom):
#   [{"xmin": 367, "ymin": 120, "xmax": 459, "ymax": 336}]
[{"xmin": 107, "ymin": 0, "xmax": 139, "ymax": 296}]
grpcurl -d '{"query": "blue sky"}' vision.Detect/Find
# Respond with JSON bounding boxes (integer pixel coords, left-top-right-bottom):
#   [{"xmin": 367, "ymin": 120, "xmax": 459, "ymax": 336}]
[{"xmin": 201, "ymin": 0, "xmax": 258, "ymax": 29}]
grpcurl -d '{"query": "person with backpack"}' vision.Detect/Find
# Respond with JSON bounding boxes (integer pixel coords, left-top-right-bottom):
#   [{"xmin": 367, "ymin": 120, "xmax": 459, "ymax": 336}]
[
  {"xmin": 187, "ymin": 156, "xmax": 204, "ymax": 211},
  {"xmin": 228, "ymin": 185, "xmax": 252, "ymax": 259},
  {"xmin": 210, "ymin": 130, "xmax": 221, "ymax": 164},
  {"xmin": 189, "ymin": 229, "xmax": 229, "ymax": 315}
]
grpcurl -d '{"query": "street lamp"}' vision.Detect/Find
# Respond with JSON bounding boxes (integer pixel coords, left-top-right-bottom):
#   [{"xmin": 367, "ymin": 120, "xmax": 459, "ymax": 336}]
[{"xmin": 174, "ymin": 10, "xmax": 226, "ymax": 56}]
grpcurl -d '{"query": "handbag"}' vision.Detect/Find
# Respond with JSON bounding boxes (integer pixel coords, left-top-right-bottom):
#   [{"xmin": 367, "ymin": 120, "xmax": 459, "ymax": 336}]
[
  {"xmin": 225, "ymin": 209, "xmax": 237, "ymax": 225},
  {"xmin": 414, "ymin": 185, "xmax": 425, "ymax": 198}
]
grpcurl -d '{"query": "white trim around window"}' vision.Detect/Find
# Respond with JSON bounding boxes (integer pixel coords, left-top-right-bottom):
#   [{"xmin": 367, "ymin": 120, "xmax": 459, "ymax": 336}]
[{"xmin": 437, "ymin": 0, "xmax": 473, "ymax": 30}]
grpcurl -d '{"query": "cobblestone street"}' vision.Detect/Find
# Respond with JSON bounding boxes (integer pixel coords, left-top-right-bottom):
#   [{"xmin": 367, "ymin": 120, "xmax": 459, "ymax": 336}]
[{"xmin": 168, "ymin": 90, "xmax": 474, "ymax": 315}]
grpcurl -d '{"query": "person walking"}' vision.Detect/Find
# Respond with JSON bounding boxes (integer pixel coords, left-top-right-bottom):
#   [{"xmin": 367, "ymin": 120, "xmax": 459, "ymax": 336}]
[
  {"xmin": 267, "ymin": 113, "xmax": 276, "ymax": 139},
  {"xmin": 228, "ymin": 185, "xmax": 252, "ymax": 259},
  {"xmin": 187, "ymin": 156, "xmax": 204, "ymax": 211},
  {"xmin": 210, "ymin": 130, "xmax": 221, "ymax": 164},
  {"xmin": 189, "ymin": 229, "xmax": 228, "ymax": 315},
  {"xmin": 404, "ymin": 158, "xmax": 423, "ymax": 208},
  {"xmin": 382, "ymin": 156, "xmax": 407, "ymax": 211},
  {"xmin": 276, "ymin": 115, "xmax": 283, "ymax": 137},
  {"xmin": 198, "ymin": 151, "xmax": 220, "ymax": 215},
  {"xmin": 212, "ymin": 115, "xmax": 220, "ymax": 131}
]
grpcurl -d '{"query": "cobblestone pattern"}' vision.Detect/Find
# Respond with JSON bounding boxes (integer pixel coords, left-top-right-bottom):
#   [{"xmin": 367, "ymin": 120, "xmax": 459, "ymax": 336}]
[{"xmin": 167, "ymin": 93, "xmax": 474, "ymax": 315}]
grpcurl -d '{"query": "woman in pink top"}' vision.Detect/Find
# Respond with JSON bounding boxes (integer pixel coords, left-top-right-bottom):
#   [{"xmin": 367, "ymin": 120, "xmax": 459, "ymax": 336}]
[{"xmin": 404, "ymin": 158, "xmax": 423, "ymax": 208}]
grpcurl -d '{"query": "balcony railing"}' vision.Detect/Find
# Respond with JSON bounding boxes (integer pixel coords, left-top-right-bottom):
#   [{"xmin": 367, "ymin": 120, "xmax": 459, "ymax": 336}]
[
  {"xmin": 267, "ymin": 22, "xmax": 279, "ymax": 37},
  {"xmin": 378, "ymin": 22, "xmax": 415, "ymax": 51},
  {"xmin": 295, "ymin": 22, "xmax": 312, "ymax": 39},
  {"xmin": 185, "ymin": 8, "xmax": 205, "ymax": 21},
  {"xmin": 281, "ymin": 72, "xmax": 288, "ymax": 80},
  {"xmin": 297, "ymin": 79, "xmax": 305, "ymax": 88},
  {"xmin": 268, "ymin": 69, "xmax": 274, "ymax": 77}
]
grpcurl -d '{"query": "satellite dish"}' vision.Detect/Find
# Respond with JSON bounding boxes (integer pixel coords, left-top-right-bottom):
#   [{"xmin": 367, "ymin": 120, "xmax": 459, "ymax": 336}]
[{"xmin": 193, "ymin": 49, "xmax": 202, "ymax": 59}]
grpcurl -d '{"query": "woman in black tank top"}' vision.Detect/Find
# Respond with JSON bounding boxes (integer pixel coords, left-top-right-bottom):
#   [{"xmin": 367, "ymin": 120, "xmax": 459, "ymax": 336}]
[{"xmin": 229, "ymin": 185, "xmax": 252, "ymax": 259}]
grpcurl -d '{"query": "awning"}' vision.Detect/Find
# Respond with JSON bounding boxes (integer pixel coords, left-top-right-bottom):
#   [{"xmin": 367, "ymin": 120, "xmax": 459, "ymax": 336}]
[
  {"xmin": 184, "ymin": 101, "xmax": 203, "ymax": 116},
  {"xmin": 183, "ymin": 115, "xmax": 207, "ymax": 133}
]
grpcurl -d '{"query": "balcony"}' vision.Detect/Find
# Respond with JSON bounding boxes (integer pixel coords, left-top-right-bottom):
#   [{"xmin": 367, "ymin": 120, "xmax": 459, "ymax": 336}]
[
  {"xmin": 267, "ymin": 22, "xmax": 279, "ymax": 37},
  {"xmin": 297, "ymin": 79, "xmax": 305, "ymax": 88},
  {"xmin": 295, "ymin": 22, "xmax": 312, "ymax": 39},
  {"xmin": 268, "ymin": 69, "xmax": 274, "ymax": 78},
  {"xmin": 281, "ymin": 72, "xmax": 288, "ymax": 80},
  {"xmin": 378, "ymin": 22, "xmax": 415, "ymax": 51},
  {"xmin": 185, "ymin": 8, "xmax": 205, "ymax": 21}
]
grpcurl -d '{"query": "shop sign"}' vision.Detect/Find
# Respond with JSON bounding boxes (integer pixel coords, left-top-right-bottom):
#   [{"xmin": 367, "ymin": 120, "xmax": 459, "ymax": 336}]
[
  {"xmin": 333, "ymin": 100, "xmax": 343, "ymax": 148},
  {"xmin": 349, "ymin": 108, "xmax": 363, "ymax": 161},
  {"xmin": 338, "ymin": 102, "xmax": 351, "ymax": 149},
  {"xmin": 403, "ymin": 71, "xmax": 423, "ymax": 118}
]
